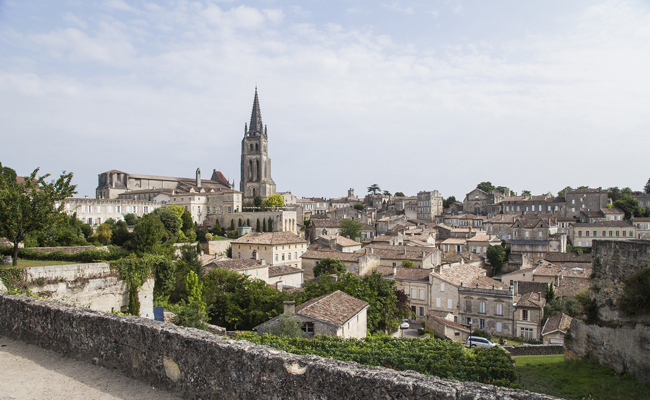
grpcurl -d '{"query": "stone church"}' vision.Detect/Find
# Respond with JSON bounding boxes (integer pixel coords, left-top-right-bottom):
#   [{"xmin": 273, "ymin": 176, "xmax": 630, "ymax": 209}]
[{"xmin": 240, "ymin": 88, "xmax": 276, "ymax": 200}]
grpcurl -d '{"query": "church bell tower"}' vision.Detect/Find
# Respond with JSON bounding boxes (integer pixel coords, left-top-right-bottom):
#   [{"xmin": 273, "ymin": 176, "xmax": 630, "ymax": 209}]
[{"xmin": 240, "ymin": 87, "xmax": 276, "ymax": 200}]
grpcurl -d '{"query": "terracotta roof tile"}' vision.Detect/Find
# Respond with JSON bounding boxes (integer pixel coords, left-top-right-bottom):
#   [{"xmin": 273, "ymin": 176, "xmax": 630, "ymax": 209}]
[
  {"xmin": 542, "ymin": 313, "xmax": 573, "ymax": 335},
  {"xmin": 376, "ymin": 266, "xmax": 431, "ymax": 281},
  {"xmin": 232, "ymin": 232, "xmax": 306, "ymax": 245},
  {"xmin": 295, "ymin": 290, "xmax": 368, "ymax": 326}
]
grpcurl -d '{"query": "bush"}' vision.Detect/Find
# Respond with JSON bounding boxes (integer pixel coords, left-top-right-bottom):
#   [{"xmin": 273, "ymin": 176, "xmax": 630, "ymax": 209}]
[
  {"xmin": 0, "ymin": 245, "xmax": 128, "ymax": 263},
  {"xmin": 472, "ymin": 328, "xmax": 493, "ymax": 340},
  {"xmin": 618, "ymin": 267, "xmax": 650, "ymax": 317}
]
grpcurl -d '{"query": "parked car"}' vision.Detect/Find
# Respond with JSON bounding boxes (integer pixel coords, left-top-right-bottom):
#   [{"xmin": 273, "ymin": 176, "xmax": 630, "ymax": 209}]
[
  {"xmin": 465, "ymin": 336, "xmax": 497, "ymax": 349},
  {"xmin": 400, "ymin": 319, "xmax": 410, "ymax": 329}
]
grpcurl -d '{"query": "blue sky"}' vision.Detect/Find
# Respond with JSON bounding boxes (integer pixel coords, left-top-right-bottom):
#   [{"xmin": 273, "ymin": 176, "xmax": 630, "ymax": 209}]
[{"xmin": 1, "ymin": 0, "xmax": 649, "ymax": 199}]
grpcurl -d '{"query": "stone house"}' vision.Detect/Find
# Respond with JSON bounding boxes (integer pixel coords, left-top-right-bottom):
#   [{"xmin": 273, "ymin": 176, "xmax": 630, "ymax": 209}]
[
  {"xmin": 425, "ymin": 312, "xmax": 471, "ymax": 342},
  {"xmin": 64, "ymin": 197, "xmax": 161, "ymax": 226},
  {"xmin": 416, "ymin": 191, "xmax": 444, "ymax": 222},
  {"xmin": 307, "ymin": 219, "xmax": 341, "ymax": 241},
  {"xmin": 441, "ymin": 238, "xmax": 467, "ymax": 259},
  {"xmin": 377, "ymin": 266, "xmax": 431, "ymax": 321},
  {"xmin": 462, "ymin": 188, "xmax": 508, "ymax": 216},
  {"xmin": 299, "ymin": 248, "xmax": 380, "ymax": 280},
  {"xmin": 458, "ymin": 283, "xmax": 515, "ymax": 337},
  {"xmin": 501, "ymin": 194, "xmax": 559, "ymax": 215},
  {"xmin": 377, "ymin": 215, "xmax": 408, "ymax": 235},
  {"xmin": 220, "ymin": 210, "xmax": 298, "ymax": 235},
  {"xmin": 578, "ymin": 208, "xmax": 625, "ymax": 223},
  {"xmin": 634, "ymin": 217, "xmax": 650, "ymax": 239},
  {"xmin": 231, "ymin": 232, "xmax": 307, "ymax": 269},
  {"xmin": 510, "ymin": 217, "xmax": 564, "ymax": 260},
  {"xmin": 203, "ymin": 258, "xmax": 270, "ymax": 282},
  {"xmin": 569, "ymin": 220, "xmax": 636, "ymax": 247},
  {"xmin": 428, "ymin": 263, "xmax": 494, "ymax": 321},
  {"xmin": 327, "ymin": 207, "xmax": 373, "ymax": 225},
  {"xmin": 394, "ymin": 196, "xmax": 418, "ymax": 220},
  {"xmin": 635, "ymin": 192, "xmax": 650, "ymax": 209},
  {"xmin": 563, "ymin": 187, "xmax": 609, "ymax": 218},
  {"xmin": 484, "ymin": 214, "xmax": 518, "ymax": 242},
  {"xmin": 365, "ymin": 245, "xmax": 442, "ymax": 269},
  {"xmin": 267, "ymin": 265, "xmax": 304, "ymax": 288},
  {"xmin": 466, "ymin": 235, "xmax": 502, "ymax": 256},
  {"xmin": 541, "ymin": 313, "xmax": 573, "ymax": 345},
  {"xmin": 514, "ymin": 291, "xmax": 546, "ymax": 340},
  {"xmin": 316, "ymin": 235, "xmax": 362, "ymax": 253},
  {"xmin": 255, "ymin": 291, "xmax": 369, "ymax": 339}
]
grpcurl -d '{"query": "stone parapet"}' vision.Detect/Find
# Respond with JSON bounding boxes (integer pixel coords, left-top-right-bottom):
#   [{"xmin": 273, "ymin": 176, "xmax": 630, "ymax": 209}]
[{"xmin": 0, "ymin": 294, "xmax": 559, "ymax": 400}]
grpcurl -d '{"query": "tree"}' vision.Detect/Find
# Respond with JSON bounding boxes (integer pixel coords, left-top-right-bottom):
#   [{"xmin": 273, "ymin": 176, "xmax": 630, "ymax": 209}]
[
  {"xmin": 367, "ymin": 184, "xmax": 381, "ymax": 195},
  {"xmin": 383, "ymin": 190, "xmax": 392, "ymax": 196},
  {"xmin": 123, "ymin": 213, "xmax": 139, "ymax": 226},
  {"xmin": 154, "ymin": 207, "xmax": 182, "ymax": 237},
  {"xmin": 256, "ymin": 218, "xmax": 261, "ymax": 232},
  {"xmin": 443, "ymin": 196, "xmax": 457, "ymax": 209},
  {"xmin": 230, "ymin": 219, "xmax": 235, "ymax": 231},
  {"xmin": 613, "ymin": 195, "xmax": 642, "ymax": 219},
  {"xmin": 394, "ymin": 192, "xmax": 405, "ymax": 197},
  {"xmin": 210, "ymin": 220, "xmax": 223, "ymax": 236},
  {"xmin": 262, "ymin": 218, "xmax": 267, "ymax": 232},
  {"xmin": 313, "ymin": 258, "xmax": 347, "ymax": 277},
  {"xmin": 521, "ymin": 190, "xmax": 532, "ymax": 196},
  {"xmin": 96, "ymin": 223, "xmax": 112, "ymax": 245},
  {"xmin": 130, "ymin": 213, "xmax": 165, "ymax": 254},
  {"xmin": 486, "ymin": 245, "xmax": 506, "ymax": 275},
  {"xmin": 645, "ymin": 178, "xmax": 650, "ymax": 194},
  {"xmin": 476, "ymin": 182, "xmax": 495, "ymax": 193},
  {"xmin": 0, "ymin": 164, "xmax": 76, "ymax": 265},
  {"xmin": 263, "ymin": 193, "xmax": 284, "ymax": 208},
  {"xmin": 401, "ymin": 260, "xmax": 414, "ymax": 268},
  {"xmin": 111, "ymin": 220, "xmax": 131, "ymax": 246},
  {"xmin": 544, "ymin": 296, "xmax": 580, "ymax": 320},
  {"xmin": 268, "ymin": 217, "xmax": 273, "ymax": 232},
  {"xmin": 180, "ymin": 210, "xmax": 196, "ymax": 242},
  {"xmin": 339, "ymin": 218, "xmax": 364, "ymax": 241},
  {"xmin": 172, "ymin": 270, "xmax": 207, "ymax": 330},
  {"xmin": 353, "ymin": 203, "xmax": 365, "ymax": 211},
  {"xmin": 253, "ymin": 196, "xmax": 263, "ymax": 208},
  {"xmin": 558, "ymin": 187, "xmax": 572, "ymax": 198},
  {"xmin": 266, "ymin": 314, "xmax": 306, "ymax": 338}
]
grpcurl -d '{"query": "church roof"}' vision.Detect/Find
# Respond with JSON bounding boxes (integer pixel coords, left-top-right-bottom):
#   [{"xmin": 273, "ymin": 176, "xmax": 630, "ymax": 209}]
[{"xmin": 247, "ymin": 87, "xmax": 265, "ymax": 137}]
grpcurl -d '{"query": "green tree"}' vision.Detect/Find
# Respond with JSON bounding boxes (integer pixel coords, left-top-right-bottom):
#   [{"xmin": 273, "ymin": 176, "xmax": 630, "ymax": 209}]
[
  {"xmin": 230, "ymin": 219, "xmax": 235, "ymax": 231},
  {"xmin": 253, "ymin": 196, "xmax": 263, "ymax": 208},
  {"xmin": 394, "ymin": 192, "xmax": 405, "ymax": 197},
  {"xmin": 172, "ymin": 270, "xmax": 207, "ymax": 330},
  {"xmin": 644, "ymin": 178, "xmax": 650, "ymax": 194},
  {"xmin": 111, "ymin": 220, "xmax": 131, "ymax": 246},
  {"xmin": 180, "ymin": 210, "xmax": 196, "ymax": 242},
  {"xmin": 123, "ymin": 213, "xmax": 139, "ymax": 226},
  {"xmin": 262, "ymin": 218, "xmax": 267, "ymax": 232},
  {"xmin": 614, "ymin": 195, "xmax": 642, "ymax": 219},
  {"xmin": 486, "ymin": 245, "xmax": 506, "ymax": 275},
  {"xmin": 476, "ymin": 182, "xmax": 495, "ymax": 193},
  {"xmin": 353, "ymin": 203, "xmax": 365, "ymax": 211},
  {"xmin": 521, "ymin": 190, "xmax": 532, "ymax": 196},
  {"xmin": 443, "ymin": 196, "xmax": 457, "ymax": 209},
  {"xmin": 0, "ymin": 164, "xmax": 76, "ymax": 265},
  {"xmin": 256, "ymin": 218, "xmax": 261, "ymax": 232},
  {"xmin": 383, "ymin": 190, "xmax": 392, "ymax": 196},
  {"xmin": 266, "ymin": 314, "xmax": 306, "ymax": 338},
  {"xmin": 401, "ymin": 260, "xmax": 414, "ymax": 268},
  {"xmin": 313, "ymin": 258, "xmax": 347, "ymax": 277},
  {"xmin": 130, "ymin": 213, "xmax": 165, "ymax": 254},
  {"xmin": 154, "ymin": 207, "xmax": 182, "ymax": 236},
  {"xmin": 268, "ymin": 217, "xmax": 273, "ymax": 232},
  {"xmin": 618, "ymin": 267, "xmax": 650, "ymax": 317},
  {"xmin": 263, "ymin": 193, "xmax": 284, "ymax": 208},
  {"xmin": 96, "ymin": 222, "xmax": 112, "ymax": 245},
  {"xmin": 544, "ymin": 296, "xmax": 580, "ymax": 320},
  {"xmin": 210, "ymin": 220, "xmax": 223, "ymax": 236},
  {"xmin": 339, "ymin": 218, "xmax": 364, "ymax": 241},
  {"xmin": 558, "ymin": 187, "xmax": 572, "ymax": 197},
  {"xmin": 367, "ymin": 184, "xmax": 381, "ymax": 195}
]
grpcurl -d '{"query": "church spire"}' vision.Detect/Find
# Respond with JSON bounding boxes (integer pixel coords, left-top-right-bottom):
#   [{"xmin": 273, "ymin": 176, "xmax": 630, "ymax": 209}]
[{"xmin": 248, "ymin": 86, "xmax": 264, "ymax": 137}]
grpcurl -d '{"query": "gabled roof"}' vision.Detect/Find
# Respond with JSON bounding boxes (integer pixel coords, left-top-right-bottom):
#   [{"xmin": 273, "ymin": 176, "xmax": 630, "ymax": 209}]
[
  {"xmin": 232, "ymin": 232, "xmax": 306, "ymax": 245},
  {"xmin": 295, "ymin": 290, "xmax": 368, "ymax": 326},
  {"xmin": 204, "ymin": 258, "xmax": 266, "ymax": 272},
  {"xmin": 268, "ymin": 265, "xmax": 303, "ymax": 277},
  {"xmin": 428, "ymin": 314, "xmax": 471, "ymax": 333},
  {"xmin": 377, "ymin": 266, "xmax": 431, "ymax": 281},
  {"xmin": 542, "ymin": 313, "xmax": 573, "ymax": 335},
  {"xmin": 517, "ymin": 291, "xmax": 546, "ymax": 308}
]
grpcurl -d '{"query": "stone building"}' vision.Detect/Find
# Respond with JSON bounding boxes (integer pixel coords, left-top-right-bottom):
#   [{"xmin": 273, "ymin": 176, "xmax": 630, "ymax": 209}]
[
  {"xmin": 240, "ymin": 88, "xmax": 276, "ymax": 200},
  {"xmin": 377, "ymin": 266, "xmax": 431, "ymax": 321},
  {"xmin": 62, "ymin": 197, "xmax": 161, "ymax": 226},
  {"xmin": 510, "ymin": 217, "xmax": 566, "ymax": 260},
  {"xmin": 231, "ymin": 232, "xmax": 307, "ymax": 269},
  {"xmin": 416, "ymin": 191, "xmax": 444, "ymax": 222},
  {"xmin": 563, "ymin": 187, "xmax": 609, "ymax": 218},
  {"xmin": 541, "ymin": 313, "xmax": 573, "ymax": 345},
  {"xmin": 299, "ymin": 248, "xmax": 380, "ymax": 280},
  {"xmin": 256, "ymin": 291, "xmax": 369, "ymax": 339},
  {"xmin": 457, "ymin": 283, "xmax": 515, "ymax": 337},
  {"xmin": 634, "ymin": 217, "xmax": 650, "ymax": 239},
  {"xmin": 462, "ymin": 188, "xmax": 508, "ymax": 216},
  {"xmin": 514, "ymin": 291, "xmax": 546, "ymax": 340},
  {"xmin": 569, "ymin": 220, "xmax": 636, "ymax": 248}
]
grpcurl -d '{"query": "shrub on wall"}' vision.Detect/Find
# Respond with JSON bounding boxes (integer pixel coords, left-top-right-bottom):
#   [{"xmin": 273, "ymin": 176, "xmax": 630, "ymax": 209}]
[{"xmin": 618, "ymin": 267, "xmax": 650, "ymax": 317}]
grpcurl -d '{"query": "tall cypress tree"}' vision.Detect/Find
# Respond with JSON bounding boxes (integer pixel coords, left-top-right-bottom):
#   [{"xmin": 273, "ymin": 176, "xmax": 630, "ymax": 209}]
[
  {"xmin": 268, "ymin": 217, "xmax": 273, "ymax": 232},
  {"xmin": 256, "ymin": 219, "xmax": 261, "ymax": 232},
  {"xmin": 262, "ymin": 218, "xmax": 267, "ymax": 232}
]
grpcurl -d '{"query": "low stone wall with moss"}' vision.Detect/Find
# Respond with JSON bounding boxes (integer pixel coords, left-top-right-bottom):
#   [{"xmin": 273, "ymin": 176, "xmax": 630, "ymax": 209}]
[{"xmin": 0, "ymin": 294, "xmax": 560, "ymax": 400}]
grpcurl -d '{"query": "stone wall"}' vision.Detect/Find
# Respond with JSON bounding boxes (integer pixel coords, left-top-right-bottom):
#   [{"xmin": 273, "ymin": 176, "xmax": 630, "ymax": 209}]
[
  {"xmin": 0, "ymin": 294, "xmax": 559, "ymax": 400},
  {"xmin": 565, "ymin": 319, "xmax": 650, "ymax": 384},
  {"xmin": 22, "ymin": 245, "xmax": 107, "ymax": 254},
  {"xmin": 591, "ymin": 240, "xmax": 650, "ymax": 324},
  {"xmin": 503, "ymin": 345, "xmax": 564, "ymax": 356},
  {"xmin": 0, "ymin": 263, "xmax": 153, "ymax": 319},
  {"xmin": 201, "ymin": 240, "xmax": 233, "ymax": 255}
]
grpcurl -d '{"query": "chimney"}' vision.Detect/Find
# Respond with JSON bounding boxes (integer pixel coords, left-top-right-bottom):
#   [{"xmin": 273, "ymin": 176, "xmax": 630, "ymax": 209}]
[
  {"xmin": 276, "ymin": 281, "xmax": 284, "ymax": 291},
  {"xmin": 283, "ymin": 301, "xmax": 295, "ymax": 315},
  {"xmin": 538, "ymin": 292, "xmax": 542, "ymax": 301},
  {"xmin": 393, "ymin": 266, "xmax": 397, "ymax": 276},
  {"xmin": 196, "ymin": 168, "xmax": 201, "ymax": 188},
  {"xmin": 254, "ymin": 251, "xmax": 259, "ymax": 260},
  {"xmin": 355, "ymin": 237, "xmax": 360, "ymax": 243}
]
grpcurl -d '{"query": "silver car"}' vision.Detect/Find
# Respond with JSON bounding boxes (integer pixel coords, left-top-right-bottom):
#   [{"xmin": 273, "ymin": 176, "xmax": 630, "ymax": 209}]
[{"xmin": 465, "ymin": 336, "xmax": 497, "ymax": 349}]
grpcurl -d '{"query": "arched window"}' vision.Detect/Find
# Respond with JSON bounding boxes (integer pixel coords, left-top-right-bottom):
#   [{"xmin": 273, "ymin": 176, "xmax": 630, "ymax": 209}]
[
  {"xmin": 256, "ymin": 160, "xmax": 260, "ymax": 181},
  {"xmin": 255, "ymin": 143, "xmax": 259, "ymax": 152},
  {"xmin": 250, "ymin": 143, "xmax": 254, "ymax": 151},
  {"xmin": 249, "ymin": 160, "xmax": 253, "ymax": 180}
]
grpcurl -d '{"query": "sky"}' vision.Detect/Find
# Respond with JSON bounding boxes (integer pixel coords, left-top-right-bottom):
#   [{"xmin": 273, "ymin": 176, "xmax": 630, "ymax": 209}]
[{"xmin": 1, "ymin": 0, "xmax": 649, "ymax": 200}]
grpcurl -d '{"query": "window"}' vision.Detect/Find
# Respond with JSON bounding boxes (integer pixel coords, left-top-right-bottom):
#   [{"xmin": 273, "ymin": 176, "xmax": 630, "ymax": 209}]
[
  {"xmin": 288, "ymin": 253, "xmax": 291, "ymax": 260},
  {"xmin": 436, "ymin": 298, "xmax": 441, "ymax": 307},
  {"xmin": 238, "ymin": 252, "xmax": 241, "ymax": 259},
  {"xmin": 465, "ymin": 300, "xmax": 472, "ymax": 312},
  {"xmin": 594, "ymin": 231, "xmax": 597, "ymax": 237},
  {"xmin": 578, "ymin": 231, "xmax": 582, "ymax": 237},
  {"xmin": 496, "ymin": 322, "xmax": 503, "ymax": 333},
  {"xmin": 623, "ymin": 231, "xmax": 626, "ymax": 237},
  {"xmin": 479, "ymin": 319, "xmax": 485, "ymax": 329},
  {"xmin": 616, "ymin": 231, "xmax": 620, "ymax": 237},
  {"xmin": 116, "ymin": 206, "xmax": 121, "ymax": 213},
  {"xmin": 496, "ymin": 303, "xmax": 503, "ymax": 316},
  {"xmin": 522, "ymin": 309, "xmax": 529, "ymax": 321},
  {"xmin": 411, "ymin": 288, "xmax": 416, "ymax": 299},
  {"xmin": 479, "ymin": 302, "xmax": 486, "ymax": 314},
  {"xmin": 447, "ymin": 299, "xmax": 453, "ymax": 309},
  {"xmin": 419, "ymin": 289, "xmax": 425, "ymax": 300},
  {"xmin": 521, "ymin": 327, "xmax": 534, "ymax": 340},
  {"xmin": 88, "ymin": 206, "xmax": 93, "ymax": 213},
  {"xmin": 392, "ymin": 262, "xmax": 397, "ymax": 267},
  {"xmin": 609, "ymin": 231, "xmax": 613, "ymax": 237},
  {"xmin": 302, "ymin": 322, "xmax": 314, "ymax": 334},
  {"xmin": 419, "ymin": 307, "xmax": 424, "ymax": 317},
  {"xmin": 275, "ymin": 254, "xmax": 278, "ymax": 262},
  {"xmin": 440, "ymin": 282, "xmax": 445, "ymax": 292},
  {"xmin": 350, "ymin": 265, "xmax": 355, "ymax": 272},
  {"xmin": 465, "ymin": 318, "xmax": 472, "ymax": 325}
]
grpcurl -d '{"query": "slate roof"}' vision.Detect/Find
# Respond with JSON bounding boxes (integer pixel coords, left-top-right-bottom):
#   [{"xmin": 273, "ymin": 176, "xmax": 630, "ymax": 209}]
[
  {"xmin": 542, "ymin": 313, "xmax": 573, "ymax": 335},
  {"xmin": 377, "ymin": 266, "xmax": 431, "ymax": 281},
  {"xmin": 232, "ymin": 232, "xmax": 306, "ymax": 245}
]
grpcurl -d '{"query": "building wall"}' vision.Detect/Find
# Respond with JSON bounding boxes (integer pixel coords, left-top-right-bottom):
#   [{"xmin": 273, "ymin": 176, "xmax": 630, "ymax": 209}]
[
  {"xmin": 570, "ymin": 225, "xmax": 637, "ymax": 248},
  {"xmin": 232, "ymin": 242, "xmax": 307, "ymax": 269},
  {"xmin": 458, "ymin": 287, "xmax": 515, "ymax": 337},
  {"xmin": 64, "ymin": 198, "xmax": 160, "ymax": 226},
  {"xmin": 429, "ymin": 276, "xmax": 460, "ymax": 315},
  {"xmin": 267, "ymin": 271, "xmax": 303, "ymax": 287},
  {"xmin": 219, "ymin": 211, "xmax": 297, "ymax": 234}
]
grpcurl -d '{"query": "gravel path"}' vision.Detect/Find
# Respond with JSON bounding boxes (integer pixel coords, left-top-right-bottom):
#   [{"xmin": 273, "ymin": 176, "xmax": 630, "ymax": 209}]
[{"xmin": 0, "ymin": 336, "xmax": 182, "ymax": 400}]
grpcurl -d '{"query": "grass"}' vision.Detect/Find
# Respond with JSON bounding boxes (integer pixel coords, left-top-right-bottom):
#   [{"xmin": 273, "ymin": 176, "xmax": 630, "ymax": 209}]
[
  {"xmin": 516, "ymin": 356, "xmax": 650, "ymax": 400},
  {"xmin": 0, "ymin": 259, "xmax": 82, "ymax": 269}
]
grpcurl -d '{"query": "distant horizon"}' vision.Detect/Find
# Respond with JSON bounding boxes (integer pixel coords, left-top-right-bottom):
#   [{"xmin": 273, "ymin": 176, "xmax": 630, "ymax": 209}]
[{"xmin": 2, "ymin": 1, "xmax": 649, "ymax": 200}]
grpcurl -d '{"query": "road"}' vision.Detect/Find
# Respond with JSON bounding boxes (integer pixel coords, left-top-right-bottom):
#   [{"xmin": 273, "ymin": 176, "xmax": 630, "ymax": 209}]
[{"xmin": 0, "ymin": 336, "xmax": 182, "ymax": 400}]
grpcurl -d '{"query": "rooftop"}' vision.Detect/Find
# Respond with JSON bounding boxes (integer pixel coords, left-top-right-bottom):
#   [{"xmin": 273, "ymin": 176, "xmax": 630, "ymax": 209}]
[{"xmin": 231, "ymin": 232, "xmax": 306, "ymax": 245}]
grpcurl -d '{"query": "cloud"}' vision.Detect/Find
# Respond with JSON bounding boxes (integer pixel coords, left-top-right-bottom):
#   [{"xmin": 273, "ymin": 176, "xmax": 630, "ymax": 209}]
[{"xmin": 382, "ymin": 2, "xmax": 414, "ymax": 14}]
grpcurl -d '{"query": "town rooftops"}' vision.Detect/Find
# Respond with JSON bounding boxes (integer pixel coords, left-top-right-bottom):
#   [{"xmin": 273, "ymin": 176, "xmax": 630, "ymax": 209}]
[
  {"xmin": 542, "ymin": 313, "xmax": 573, "ymax": 335},
  {"xmin": 268, "ymin": 265, "xmax": 303, "ymax": 277},
  {"xmin": 572, "ymin": 220, "xmax": 634, "ymax": 228},
  {"xmin": 516, "ymin": 291, "xmax": 546, "ymax": 308},
  {"xmin": 318, "ymin": 235, "xmax": 359, "ymax": 247},
  {"xmin": 301, "ymin": 249, "xmax": 365, "ymax": 262},
  {"xmin": 232, "ymin": 232, "xmax": 306, "ymax": 245}
]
